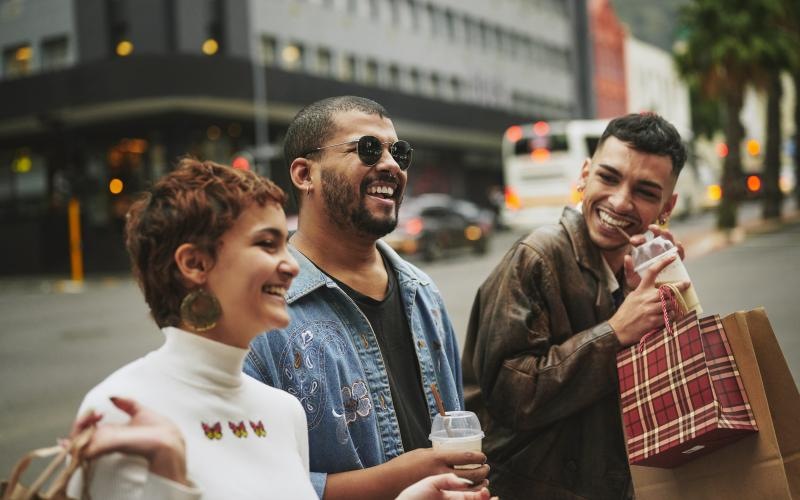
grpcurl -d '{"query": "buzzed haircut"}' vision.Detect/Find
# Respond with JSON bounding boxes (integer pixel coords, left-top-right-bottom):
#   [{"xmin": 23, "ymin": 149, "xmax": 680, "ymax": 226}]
[
  {"xmin": 598, "ymin": 113, "xmax": 688, "ymax": 175},
  {"xmin": 283, "ymin": 95, "xmax": 390, "ymax": 169}
]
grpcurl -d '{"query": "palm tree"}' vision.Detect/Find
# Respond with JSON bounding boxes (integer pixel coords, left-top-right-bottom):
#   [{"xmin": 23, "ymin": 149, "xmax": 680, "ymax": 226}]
[
  {"xmin": 675, "ymin": 0, "xmax": 785, "ymax": 228},
  {"xmin": 761, "ymin": 0, "xmax": 795, "ymax": 219}
]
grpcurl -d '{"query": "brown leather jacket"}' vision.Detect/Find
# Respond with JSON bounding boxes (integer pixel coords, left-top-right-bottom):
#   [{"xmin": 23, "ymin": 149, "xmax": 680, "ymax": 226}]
[{"xmin": 463, "ymin": 208, "xmax": 632, "ymax": 500}]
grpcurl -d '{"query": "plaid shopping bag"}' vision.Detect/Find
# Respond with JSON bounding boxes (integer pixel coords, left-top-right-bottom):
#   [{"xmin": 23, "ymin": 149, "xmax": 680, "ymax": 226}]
[{"xmin": 616, "ymin": 290, "xmax": 757, "ymax": 468}]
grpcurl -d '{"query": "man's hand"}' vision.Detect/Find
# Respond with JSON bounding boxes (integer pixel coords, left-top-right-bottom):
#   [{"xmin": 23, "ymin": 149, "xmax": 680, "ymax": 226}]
[
  {"xmin": 396, "ymin": 473, "xmax": 495, "ymax": 500},
  {"xmin": 610, "ymin": 254, "xmax": 690, "ymax": 347},
  {"xmin": 71, "ymin": 397, "xmax": 190, "ymax": 486}
]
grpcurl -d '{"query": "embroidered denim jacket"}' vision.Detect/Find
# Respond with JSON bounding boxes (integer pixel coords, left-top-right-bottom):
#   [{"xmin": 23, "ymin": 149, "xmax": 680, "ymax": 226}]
[{"xmin": 245, "ymin": 240, "xmax": 464, "ymax": 498}]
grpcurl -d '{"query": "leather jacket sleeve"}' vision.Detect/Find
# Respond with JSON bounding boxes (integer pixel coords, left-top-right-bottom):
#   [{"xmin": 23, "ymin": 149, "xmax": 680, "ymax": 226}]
[{"xmin": 465, "ymin": 241, "xmax": 622, "ymax": 433}]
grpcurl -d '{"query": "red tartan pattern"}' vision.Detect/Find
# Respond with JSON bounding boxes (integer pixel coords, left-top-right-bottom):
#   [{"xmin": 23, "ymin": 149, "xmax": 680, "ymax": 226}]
[{"xmin": 617, "ymin": 312, "xmax": 757, "ymax": 468}]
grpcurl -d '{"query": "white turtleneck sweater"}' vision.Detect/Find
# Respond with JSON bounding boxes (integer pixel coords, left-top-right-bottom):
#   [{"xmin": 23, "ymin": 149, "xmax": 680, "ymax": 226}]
[{"xmin": 68, "ymin": 327, "xmax": 316, "ymax": 500}]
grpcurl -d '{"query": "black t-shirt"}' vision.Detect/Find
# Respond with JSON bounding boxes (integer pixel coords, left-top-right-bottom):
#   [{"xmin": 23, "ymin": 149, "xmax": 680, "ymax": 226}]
[{"xmin": 329, "ymin": 255, "xmax": 431, "ymax": 452}]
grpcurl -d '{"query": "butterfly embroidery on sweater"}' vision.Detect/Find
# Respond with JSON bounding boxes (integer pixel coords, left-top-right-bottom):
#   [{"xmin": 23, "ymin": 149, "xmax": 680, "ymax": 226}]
[
  {"xmin": 229, "ymin": 420, "xmax": 248, "ymax": 438},
  {"xmin": 202, "ymin": 421, "xmax": 222, "ymax": 440},
  {"xmin": 250, "ymin": 420, "xmax": 267, "ymax": 437}
]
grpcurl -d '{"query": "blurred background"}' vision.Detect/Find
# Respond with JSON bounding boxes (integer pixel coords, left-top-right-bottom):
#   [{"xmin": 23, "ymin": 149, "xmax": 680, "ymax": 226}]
[
  {"xmin": 1, "ymin": 0, "xmax": 800, "ymax": 474},
  {"xmin": 1, "ymin": 0, "xmax": 795, "ymax": 276}
]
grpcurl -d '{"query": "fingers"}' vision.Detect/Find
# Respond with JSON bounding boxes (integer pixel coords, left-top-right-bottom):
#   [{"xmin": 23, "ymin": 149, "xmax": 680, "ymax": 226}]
[
  {"xmin": 70, "ymin": 409, "xmax": 103, "ymax": 438},
  {"xmin": 109, "ymin": 396, "xmax": 140, "ymax": 417},
  {"xmin": 648, "ymin": 225, "xmax": 685, "ymax": 259},
  {"xmin": 442, "ymin": 486, "xmax": 492, "ymax": 500},
  {"xmin": 637, "ymin": 253, "xmax": 675, "ymax": 289},
  {"xmin": 441, "ymin": 451, "xmax": 486, "ymax": 467},
  {"xmin": 673, "ymin": 280, "xmax": 690, "ymax": 292},
  {"xmin": 425, "ymin": 473, "xmax": 474, "ymax": 491},
  {"xmin": 623, "ymin": 255, "xmax": 640, "ymax": 290},
  {"xmin": 451, "ymin": 464, "xmax": 490, "ymax": 485}
]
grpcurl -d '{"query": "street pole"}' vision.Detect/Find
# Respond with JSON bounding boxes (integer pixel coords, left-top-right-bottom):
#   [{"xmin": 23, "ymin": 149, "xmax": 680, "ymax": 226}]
[
  {"xmin": 251, "ymin": 32, "xmax": 270, "ymax": 179},
  {"xmin": 67, "ymin": 197, "xmax": 84, "ymax": 284}
]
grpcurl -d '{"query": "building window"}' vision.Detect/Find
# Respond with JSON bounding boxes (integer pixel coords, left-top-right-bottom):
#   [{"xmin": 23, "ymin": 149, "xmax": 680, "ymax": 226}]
[
  {"xmin": 368, "ymin": 0, "xmax": 380, "ymax": 19},
  {"xmin": 364, "ymin": 59, "xmax": 378, "ymax": 85},
  {"xmin": 316, "ymin": 47, "xmax": 332, "ymax": 76},
  {"xmin": 107, "ymin": 0, "xmax": 131, "ymax": 56},
  {"xmin": 388, "ymin": 64, "xmax": 400, "ymax": 89},
  {"xmin": 406, "ymin": 0, "xmax": 419, "ymax": 30},
  {"xmin": 463, "ymin": 17, "xmax": 476, "ymax": 45},
  {"xmin": 339, "ymin": 54, "xmax": 356, "ymax": 81},
  {"xmin": 0, "ymin": 148, "xmax": 47, "ymax": 210},
  {"xmin": 409, "ymin": 68, "xmax": 420, "ymax": 93},
  {"xmin": 205, "ymin": 0, "xmax": 224, "ymax": 55},
  {"xmin": 430, "ymin": 73, "xmax": 440, "ymax": 97},
  {"xmin": 41, "ymin": 36, "xmax": 69, "ymax": 71},
  {"xmin": 3, "ymin": 44, "xmax": 32, "ymax": 78},
  {"xmin": 450, "ymin": 77, "xmax": 461, "ymax": 100},
  {"xmin": 260, "ymin": 35, "xmax": 277, "ymax": 65},
  {"xmin": 427, "ymin": 4, "xmax": 441, "ymax": 37},
  {"xmin": 282, "ymin": 42, "xmax": 305, "ymax": 71},
  {"xmin": 479, "ymin": 22, "xmax": 489, "ymax": 49}
]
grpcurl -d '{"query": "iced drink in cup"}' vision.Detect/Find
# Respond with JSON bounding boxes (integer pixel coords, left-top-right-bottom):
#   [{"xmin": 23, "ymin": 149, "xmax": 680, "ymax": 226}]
[
  {"xmin": 632, "ymin": 233, "xmax": 702, "ymax": 314},
  {"xmin": 429, "ymin": 410, "xmax": 484, "ymax": 469}
]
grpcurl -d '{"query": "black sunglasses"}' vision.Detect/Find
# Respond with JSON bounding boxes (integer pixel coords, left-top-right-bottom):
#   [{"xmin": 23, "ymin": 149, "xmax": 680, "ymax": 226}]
[{"xmin": 306, "ymin": 135, "xmax": 413, "ymax": 171}]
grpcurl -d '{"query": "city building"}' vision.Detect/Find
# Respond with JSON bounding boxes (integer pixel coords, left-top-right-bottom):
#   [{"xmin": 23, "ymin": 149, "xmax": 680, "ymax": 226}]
[
  {"xmin": 0, "ymin": 0, "xmax": 591, "ymax": 274},
  {"xmin": 589, "ymin": 0, "xmax": 626, "ymax": 118}
]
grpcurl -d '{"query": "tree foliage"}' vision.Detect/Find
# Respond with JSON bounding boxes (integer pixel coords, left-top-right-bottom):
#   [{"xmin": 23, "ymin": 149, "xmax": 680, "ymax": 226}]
[{"xmin": 675, "ymin": 0, "xmax": 790, "ymax": 228}]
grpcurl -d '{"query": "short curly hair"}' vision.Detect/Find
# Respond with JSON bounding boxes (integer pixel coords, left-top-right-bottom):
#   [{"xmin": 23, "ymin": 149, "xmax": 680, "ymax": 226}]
[
  {"xmin": 599, "ymin": 112, "xmax": 687, "ymax": 175},
  {"xmin": 125, "ymin": 157, "xmax": 287, "ymax": 328}
]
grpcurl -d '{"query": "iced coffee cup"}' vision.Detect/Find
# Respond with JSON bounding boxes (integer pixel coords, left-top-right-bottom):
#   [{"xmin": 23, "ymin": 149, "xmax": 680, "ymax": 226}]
[
  {"xmin": 429, "ymin": 410, "xmax": 484, "ymax": 469},
  {"xmin": 632, "ymin": 234, "xmax": 702, "ymax": 314}
]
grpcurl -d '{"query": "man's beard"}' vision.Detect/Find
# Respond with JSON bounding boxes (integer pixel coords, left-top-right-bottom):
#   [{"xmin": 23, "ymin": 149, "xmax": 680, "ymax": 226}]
[{"xmin": 321, "ymin": 168, "xmax": 401, "ymax": 238}]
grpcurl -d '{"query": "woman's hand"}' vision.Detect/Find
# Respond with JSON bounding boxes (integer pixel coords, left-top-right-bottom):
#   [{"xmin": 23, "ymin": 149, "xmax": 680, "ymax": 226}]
[
  {"xmin": 71, "ymin": 397, "xmax": 190, "ymax": 486},
  {"xmin": 396, "ymin": 473, "xmax": 495, "ymax": 500},
  {"xmin": 323, "ymin": 447, "xmax": 490, "ymax": 500}
]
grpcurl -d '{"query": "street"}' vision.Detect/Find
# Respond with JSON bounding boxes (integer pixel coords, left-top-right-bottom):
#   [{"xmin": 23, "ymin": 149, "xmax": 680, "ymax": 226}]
[{"xmin": 1, "ymin": 203, "xmax": 798, "ymax": 473}]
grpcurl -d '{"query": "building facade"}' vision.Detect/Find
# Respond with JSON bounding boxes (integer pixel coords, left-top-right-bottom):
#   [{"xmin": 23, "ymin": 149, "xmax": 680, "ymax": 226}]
[
  {"xmin": 0, "ymin": 0, "xmax": 591, "ymax": 274},
  {"xmin": 589, "ymin": 0, "xmax": 625, "ymax": 119}
]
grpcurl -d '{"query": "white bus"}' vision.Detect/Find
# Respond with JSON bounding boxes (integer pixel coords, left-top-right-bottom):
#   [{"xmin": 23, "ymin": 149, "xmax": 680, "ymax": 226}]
[
  {"xmin": 501, "ymin": 119, "xmax": 607, "ymax": 230},
  {"xmin": 500, "ymin": 119, "xmax": 715, "ymax": 230}
]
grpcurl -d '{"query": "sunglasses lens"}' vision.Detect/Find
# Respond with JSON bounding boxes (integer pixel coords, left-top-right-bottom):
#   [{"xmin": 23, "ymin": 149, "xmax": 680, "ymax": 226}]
[
  {"xmin": 357, "ymin": 136, "xmax": 384, "ymax": 166},
  {"xmin": 356, "ymin": 136, "xmax": 413, "ymax": 170},
  {"xmin": 390, "ymin": 141, "xmax": 413, "ymax": 170}
]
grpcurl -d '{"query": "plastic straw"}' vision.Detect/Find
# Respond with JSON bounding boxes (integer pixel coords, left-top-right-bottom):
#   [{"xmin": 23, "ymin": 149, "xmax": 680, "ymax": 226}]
[{"xmin": 431, "ymin": 383, "xmax": 446, "ymax": 416}]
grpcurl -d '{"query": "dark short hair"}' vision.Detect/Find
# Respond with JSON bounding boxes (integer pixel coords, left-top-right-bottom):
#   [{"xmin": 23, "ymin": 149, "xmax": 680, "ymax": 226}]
[
  {"xmin": 283, "ymin": 96, "xmax": 390, "ymax": 201},
  {"xmin": 125, "ymin": 157, "xmax": 286, "ymax": 328},
  {"xmin": 598, "ymin": 113, "xmax": 687, "ymax": 175}
]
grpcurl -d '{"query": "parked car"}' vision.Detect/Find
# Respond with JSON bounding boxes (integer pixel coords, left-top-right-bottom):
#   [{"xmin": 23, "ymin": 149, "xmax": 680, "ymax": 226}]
[{"xmin": 384, "ymin": 194, "xmax": 494, "ymax": 261}]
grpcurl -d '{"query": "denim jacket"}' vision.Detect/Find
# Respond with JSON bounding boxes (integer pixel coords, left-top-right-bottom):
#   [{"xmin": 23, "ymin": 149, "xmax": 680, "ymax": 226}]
[{"xmin": 245, "ymin": 240, "xmax": 464, "ymax": 498}]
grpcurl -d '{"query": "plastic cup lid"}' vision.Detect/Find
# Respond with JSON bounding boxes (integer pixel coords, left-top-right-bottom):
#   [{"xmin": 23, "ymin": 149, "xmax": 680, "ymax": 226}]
[
  {"xmin": 631, "ymin": 235, "xmax": 677, "ymax": 272},
  {"xmin": 429, "ymin": 411, "xmax": 484, "ymax": 440}
]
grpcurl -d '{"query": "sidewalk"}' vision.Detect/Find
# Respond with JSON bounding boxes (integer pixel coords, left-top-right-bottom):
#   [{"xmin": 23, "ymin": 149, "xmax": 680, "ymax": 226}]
[{"xmin": 681, "ymin": 203, "xmax": 800, "ymax": 260}]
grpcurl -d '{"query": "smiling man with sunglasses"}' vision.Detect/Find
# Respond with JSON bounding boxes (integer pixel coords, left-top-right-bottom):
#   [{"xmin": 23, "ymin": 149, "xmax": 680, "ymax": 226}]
[{"xmin": 245, "ymin": 96, "xmax": 489, "ymax": 499}]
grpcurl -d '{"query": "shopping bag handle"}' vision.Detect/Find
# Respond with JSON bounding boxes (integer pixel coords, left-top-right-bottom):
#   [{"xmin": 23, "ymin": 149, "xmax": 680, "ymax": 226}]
[
  {"xmin": 2, "ymin": 444, "xmax": 65, "ymax": 500},
  {"xmin": 2, "ymin": 426, "xmax": 94, "ymax": 500},
  {"xmin": 637, "ymin": 284, "xmax": 688, "ymax": 351}
]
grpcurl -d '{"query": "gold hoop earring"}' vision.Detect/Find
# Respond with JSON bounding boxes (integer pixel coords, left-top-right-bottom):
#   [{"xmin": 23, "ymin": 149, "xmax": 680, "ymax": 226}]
[{"xmin": 180, "ymin": 288, "xmax": 221, "ymax": 332}]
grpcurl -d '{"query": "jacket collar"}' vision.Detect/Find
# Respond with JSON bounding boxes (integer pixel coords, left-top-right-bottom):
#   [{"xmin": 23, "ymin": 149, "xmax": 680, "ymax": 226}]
[
  {"xmin": 561, "ymin": 206, "xmax": 608, "ymax": 283},
  {"xmin": 285, "ymin": 239, "xmax": 426, "ymax": 303}
]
